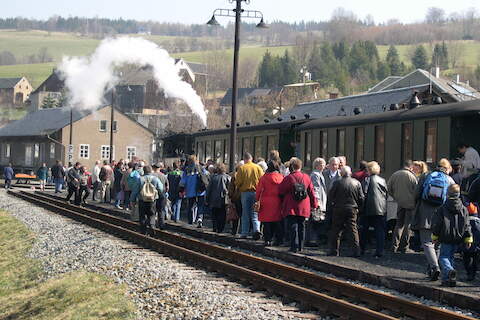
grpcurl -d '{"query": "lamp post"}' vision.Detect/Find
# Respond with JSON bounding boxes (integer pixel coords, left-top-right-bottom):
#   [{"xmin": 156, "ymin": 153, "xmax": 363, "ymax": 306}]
[
  {"xmin": 109, "ymin": 87, "xmax": 115, "ymax": 164},
  {"xmin": 207, "ymin": 0, "xmax": 267, "ymax": 171}
]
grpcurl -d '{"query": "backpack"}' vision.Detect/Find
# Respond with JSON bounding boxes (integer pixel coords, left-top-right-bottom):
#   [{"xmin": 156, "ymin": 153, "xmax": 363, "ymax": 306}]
[
  {"xmin": 196, "ymin": 166, "xmax": 210, "ymax": 193},
  {"xmin": 421, "ymin": 171, "xmax": 449, "ymax": 205},
  {"xmin": 292, "ymin": 174, "xmax": 307, "ymax": 201},
  {"xmin": 140, "ymin": 176, "xmax": 158, "ymax": 202}
]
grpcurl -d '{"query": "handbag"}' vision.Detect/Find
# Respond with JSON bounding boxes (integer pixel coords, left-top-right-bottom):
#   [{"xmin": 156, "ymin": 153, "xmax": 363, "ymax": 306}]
[
  {"xmin": 226, "ymin": 204, "xmax": 239, "ymax": 222},
  {"xmin": 310, "ymin": 208, "xmax": 325, "ymax": 222}
]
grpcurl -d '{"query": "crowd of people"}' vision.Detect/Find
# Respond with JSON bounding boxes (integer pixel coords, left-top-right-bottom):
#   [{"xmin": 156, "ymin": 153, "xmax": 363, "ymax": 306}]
[{"xmin": 6, "ymin": 143, "xmax": 480, "ymax": 288}]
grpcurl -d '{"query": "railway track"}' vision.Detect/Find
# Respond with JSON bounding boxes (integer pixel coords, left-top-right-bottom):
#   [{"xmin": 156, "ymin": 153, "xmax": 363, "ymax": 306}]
[{"xmin": 8, "ymin": 190, "xmax": 476, "ymax": 320}]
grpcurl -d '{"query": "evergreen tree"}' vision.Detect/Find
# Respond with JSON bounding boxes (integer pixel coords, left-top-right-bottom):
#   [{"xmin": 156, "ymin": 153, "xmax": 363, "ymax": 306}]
[
  {"xmin": 41, "ymin": 95, "xmax": 57, "ymax": 109},
  {"xmin": 258, "ymin": 51, "xmax": 275, "ymax": 87},
  {"xmin": 411, "ymin": 45, "xmax": 429, "ymax": 70},
  {"xmin": 281, "ymin": 50, "xmax": 298, "ymax": 85},
  {"xmin": 441, "ymin": 41, "xmax": 449, "ymax": 69},
  {"xmin": 386, "ymin": 45, "xmax": 402, "ymax": 76},
  {"xmin": 431, "ymin": 43, "xmax": 448, "ymax": 69},
  {"xmin": 377, "ymin": 61, "xmax": 391, "ymax": 80},
  {"xmin": 332, "ymin": 41, "xmax": 349, "ymax": 61},
  {"xmin": 475, "ymin": 65, "xmax": 480, "ymax": 81}
]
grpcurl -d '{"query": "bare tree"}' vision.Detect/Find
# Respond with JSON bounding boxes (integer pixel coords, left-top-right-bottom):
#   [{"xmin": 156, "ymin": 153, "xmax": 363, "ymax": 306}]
[{"xmin": 425, "ymin": 7, "xmax": 446, "ymax": 25}]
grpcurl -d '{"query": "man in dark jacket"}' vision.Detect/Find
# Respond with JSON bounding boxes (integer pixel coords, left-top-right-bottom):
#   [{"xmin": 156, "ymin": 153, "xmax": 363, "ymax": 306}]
[
  {"xmin": 360, "ymin": 161, "xmax": 388, "ymax": 257},
  {"xmin": 205, "ymin": 163, "xmax": 231, "ymax": 233},
  {"xmin": 66, "ymin": 162, "xmax": 81, "ymax": 203},
  {"xmin": 51, "ymin": 160, "xmax": 65, "ymax": 193},
  {"xmin": 3, "ymin": 163, "xmax": 14, "ymax": 189},
  {"xmin": 432, "ymin": 184, "xmax": 472, "ymax": 287},
  {"xmin": 327, "ymin": 166, "xmax": 364, "ymax": 257}
]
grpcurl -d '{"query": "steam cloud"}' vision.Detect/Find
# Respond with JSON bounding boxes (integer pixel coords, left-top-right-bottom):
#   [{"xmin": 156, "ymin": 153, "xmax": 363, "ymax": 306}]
[{"xmin": 58, "ymin": 37, "xmax": 207, "ymax": 125}]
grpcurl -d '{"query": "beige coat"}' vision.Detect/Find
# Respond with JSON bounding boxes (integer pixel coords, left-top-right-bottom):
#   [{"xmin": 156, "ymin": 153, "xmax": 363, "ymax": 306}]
[{"xmin": 387, "ymin": 168, "xmax": 418, "ymax": 210}]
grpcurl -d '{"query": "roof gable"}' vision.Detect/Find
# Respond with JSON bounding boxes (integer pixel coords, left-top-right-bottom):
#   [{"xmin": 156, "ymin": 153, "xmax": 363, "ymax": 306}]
[{"xmin": 0, "ymin": 77, "xmax": 23, "ymax": 89}]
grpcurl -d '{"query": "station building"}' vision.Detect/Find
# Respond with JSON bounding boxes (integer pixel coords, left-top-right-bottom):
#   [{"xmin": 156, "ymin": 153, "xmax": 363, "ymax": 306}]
[{"xmin": 0, "ymin": 104, "xmax": 155, "ymax": 172}]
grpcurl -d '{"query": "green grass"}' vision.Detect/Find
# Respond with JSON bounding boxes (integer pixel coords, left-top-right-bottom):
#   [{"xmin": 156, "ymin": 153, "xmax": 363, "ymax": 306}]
[
  {"xmin": 0, "ymin": 210, "xmax": 136, "ymax": 320},
  {"xmin": 0, "ymin": 62, "xmax": 56, "ymax": 88}
]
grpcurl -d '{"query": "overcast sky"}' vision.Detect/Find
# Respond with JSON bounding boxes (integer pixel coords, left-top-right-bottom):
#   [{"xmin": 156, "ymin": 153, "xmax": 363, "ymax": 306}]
[{"xmin": 2, "ymin": 0, "xmax": 479, "ymax": 24}]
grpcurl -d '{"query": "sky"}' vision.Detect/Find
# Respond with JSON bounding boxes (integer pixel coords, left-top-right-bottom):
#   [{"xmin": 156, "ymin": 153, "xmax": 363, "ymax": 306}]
[{"xmin": 1, "ymin": 0, "xmax": 479, "ymax": 24}]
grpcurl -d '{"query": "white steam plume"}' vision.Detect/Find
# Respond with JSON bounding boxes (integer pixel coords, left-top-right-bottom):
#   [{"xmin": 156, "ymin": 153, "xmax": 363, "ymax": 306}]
[{"xmin": 58, "ymin": 37, "xmax": 207, "ymax": 125}]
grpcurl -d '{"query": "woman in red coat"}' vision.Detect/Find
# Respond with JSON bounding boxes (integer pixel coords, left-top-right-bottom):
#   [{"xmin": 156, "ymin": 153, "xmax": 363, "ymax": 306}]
[
  {"xmin": 279, "ymin": 157, "xmax": 318, "ymax": 252},
  {"xmin": 256, "ymin": 160, "xmax": 284, "ymax": 246}
]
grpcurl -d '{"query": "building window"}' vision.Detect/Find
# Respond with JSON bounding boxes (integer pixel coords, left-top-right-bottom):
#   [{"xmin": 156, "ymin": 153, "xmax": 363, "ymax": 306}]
[
  {"xmin": 99, "ymin": 120, "xmax": 107, "ymax": 132},
  {"xmin": 254, "ymin": 136, "xmax": 263, "ymax": 160},
  {"xmin": 354, "ymin": 127, "xmax": 365, "ymax": 167},
  {"xmin": 336, "ymin": 129, "xmax": 345, "ymax": 156},
  {"xmin": 425, "ymin": 120, "xmax": 437, "ymax": 164},
  {"xmin": 25, "ymin": 145, "xmax": 33, "ymax": 166},
  {"xmin": 402, "ymin": 123, "xmax": 413, "ymax": 162},
  {"xmin": 127, "ymin": 146, "xmax": 136, "ymax": 161},
  {"xmin": 304, "ymin": 132, "xmax": 312, "ymax": 165},
  {"xmin": 266, "ymin": 135, "xmax": 276, "ymax": 158},
  {"xmin": 375, "ymin": 125, "xmax": 385, "ymax": 167},
  {"xmin": 79, "ymin": 144, "xmax": 90, "ymax": 159},
  {"xmin": 320, "ymin": 131, "xmax": 328, "ymax": 159},
  {"xmin": 5, "ymin": 143, "xmax": 10, "ymax": 158},
  {"xmin": 50, "ymin": 143, "xmax": 55, "ymax": 159},
  {"xmin": 113, "ymin": 120, "xmax": 118, "ymax": 132},
  {"xmin": 101, "ymin": 145, "xmax": 111, "ymax": 160},
  {"xmin": 34, "ymin": 143, "xmax": 39, "ymax": 158}
]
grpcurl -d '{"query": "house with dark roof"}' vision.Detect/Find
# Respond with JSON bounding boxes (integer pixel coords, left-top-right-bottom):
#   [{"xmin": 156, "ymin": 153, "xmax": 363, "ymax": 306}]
[
  {"xmin": 0, "ymin": 77, "xmax": 32, "ymax": 107},
  {"xmin": 0, "ymin": 104, "xmax": 155, "ymax": 172}
]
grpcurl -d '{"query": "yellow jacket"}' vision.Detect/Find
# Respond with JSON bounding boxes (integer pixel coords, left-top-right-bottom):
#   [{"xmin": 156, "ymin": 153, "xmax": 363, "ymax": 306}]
[{"xmin": 235, "ymin": 161, "xmax": 264, "ymax": 192}]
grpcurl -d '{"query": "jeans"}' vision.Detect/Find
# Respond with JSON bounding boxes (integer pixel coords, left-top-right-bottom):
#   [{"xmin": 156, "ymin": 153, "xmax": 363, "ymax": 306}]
[
  {"xmin": 392, "ymin": 207, "xmax": 415, "ymax": 251},
  {"xmin": 439, "ymin": 243, "xmax": 457, "ymax": 280},
  {"xmin": 240, "ymin": 192, "xmax": 260, "ymax": 236},
  {"xmin": 360, "ymin": 215, "xmax": 386, "ymax": 256},
  {"xmin": 54, "ymin": 177, "xmax": 63, "ymax": 193},
  {"xmin": 286, "ymin": 216, "xmax": 306, "ymax": 251},
  {"xmin": 419, "ymin": 229, "xmax": 440, "ymax": 270},
  {"xmin": 172, "ymin": 198, "xmax": 182, "ymax": 222},
  {"xmin": 187, "ymin": 197, "xmax": 198, "ymax": 224}
]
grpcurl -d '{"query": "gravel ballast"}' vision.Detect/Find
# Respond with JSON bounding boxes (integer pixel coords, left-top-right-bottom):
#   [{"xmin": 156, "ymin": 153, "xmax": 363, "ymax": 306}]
[{"xmin": 1, "ymin": 191, "xmax": 319, "ymax": 320}]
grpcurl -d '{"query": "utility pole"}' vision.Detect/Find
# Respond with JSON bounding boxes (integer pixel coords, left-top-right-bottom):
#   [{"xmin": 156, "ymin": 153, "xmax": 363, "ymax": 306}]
[{"xmin": 109, "ymin": 88, "xmax": 115, "ymax": 164}]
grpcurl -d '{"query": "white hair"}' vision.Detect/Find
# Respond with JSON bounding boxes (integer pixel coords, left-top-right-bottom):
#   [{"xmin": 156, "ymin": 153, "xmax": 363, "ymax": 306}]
[
  {"xmin": 329, "ymin": 157, "xmax": 339, "ymax": 165},
  {"xmin": 313, "ymin": 157, "xmax": 326, "ymax": 169},
  {"xmin": 340, "ymin": 166, "xmax": 352, "ymax": 177}
]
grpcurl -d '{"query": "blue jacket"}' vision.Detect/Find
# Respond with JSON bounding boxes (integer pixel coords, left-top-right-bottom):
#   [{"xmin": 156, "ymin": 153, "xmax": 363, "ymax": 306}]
[
  {"xmin": 37, "ymin": 167, "xmax": 48, "ymax": 180},
  {"xmin": 3, "ymin": 166, "xmax": 14, "ymax": 180},
  {"xmin": 130, "ymin": 174, "xmax": 164, "ymax": 202},
  {"xmin": 180, "ymin": 164, "xmax": 206, "ymax": 198}
]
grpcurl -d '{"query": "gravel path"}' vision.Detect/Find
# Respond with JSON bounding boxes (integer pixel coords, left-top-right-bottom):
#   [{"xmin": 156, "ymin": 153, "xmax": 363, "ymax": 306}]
[{"xmin": 0, "ymin": 191, "xmax": 320, "ymax": 320}]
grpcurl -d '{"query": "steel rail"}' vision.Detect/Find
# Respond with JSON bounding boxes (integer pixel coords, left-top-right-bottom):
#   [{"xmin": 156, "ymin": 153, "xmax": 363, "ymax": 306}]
[{"xmin": 11, "ymin": 190, "xmax": 477, "ymax": 320}]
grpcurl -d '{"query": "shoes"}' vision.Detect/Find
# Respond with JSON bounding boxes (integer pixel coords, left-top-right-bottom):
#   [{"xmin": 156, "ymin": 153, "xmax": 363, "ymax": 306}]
[
  {"xmin": 264, "ymin": 241, "xmax": 272, "ymax": 247},
  {"xmin": 252, "ymin": 231, "xmax": 262, "ymax": 241},
  {"xmin": 448, "ymin": 269, "xmax": 457, "ymax": 286},
  {"xmin": 399, "ymin": 248, "xmax": 414, "ymax": 254},
  {"xmin": 197, "ymin": 222, "xmax": 203, "ymax": 228},
  {"xmin": 430, "ymin": 268, "xmax": 440, "ymax": 281},
  {"xmin": 115, "ymin": 205, "xmax": 123, "ymax": 209}
]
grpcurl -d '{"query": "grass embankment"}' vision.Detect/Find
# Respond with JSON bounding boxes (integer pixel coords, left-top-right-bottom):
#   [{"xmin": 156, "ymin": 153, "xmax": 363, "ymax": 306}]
[{"xmin": 0, "ymin": 210, "xmax": 136, "ymax": 320}]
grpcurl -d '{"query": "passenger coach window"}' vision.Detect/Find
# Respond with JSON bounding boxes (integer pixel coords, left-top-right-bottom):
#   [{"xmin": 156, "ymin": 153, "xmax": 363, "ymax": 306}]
[
  {"xmin": 337, "ymin": 129, "xmax": 346, "ymax": 156},
  {"xmin": 266, "ymin": 135, "xmax": 276, "ymax": 157},
  {"xmin": 402, "ymin": 123, "xmax": 413, "ymax": 162},
  {"xmin": 197, "ymin": 142, "xmax": 204, "ymax": 163},
  {"xmin": 355, "ymin": 127, "xmax": 365, "ymax": 166},
  {"xmin": 425, "ymin": 120, "xmax": 437, "ymax": 164},
  {"xmin": 375, "ymin": 126, "xmax": 385, "ymax": 167},
  {"xmin": 254, "ymin": 136, "xmax": 263, "ymax": 160},
  {"xmin": 320, "ymin": 131, "xmax": 328, "ymax": 159},
  {"xmin": 304, "ymin": 132, "xmax": 312, "ymax": 165},
  {"xmin": 214, "ymin": 140, "xmax": 222, "ymax": 163},
  {"xmin": 242, "ymin": 137, "xmax": 252, "ymax": 155},
  {"xmin": 205, "ymin": 141, "xmax": 212, "ymax": 162}
]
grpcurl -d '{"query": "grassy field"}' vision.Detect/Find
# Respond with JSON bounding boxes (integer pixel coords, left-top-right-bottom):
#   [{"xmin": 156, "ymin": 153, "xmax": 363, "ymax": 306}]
[{"xmin": 0, "ymin": 210, "xmax": 136, "ymax": 319}]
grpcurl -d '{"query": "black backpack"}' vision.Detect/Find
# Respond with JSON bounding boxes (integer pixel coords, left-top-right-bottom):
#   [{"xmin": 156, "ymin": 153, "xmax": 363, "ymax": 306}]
[{"xmin": 292, "ymin": 174, "xmax": 307, "ymax": 201}]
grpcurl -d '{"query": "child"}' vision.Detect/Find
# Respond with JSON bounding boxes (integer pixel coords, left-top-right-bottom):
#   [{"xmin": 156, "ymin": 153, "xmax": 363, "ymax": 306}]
[
  {"xmin": 432, "ymin": 184, "xmax": 472, "ymax": 287},
  {"xmin": 463, "ymin": 201, "xmax": 480, "ymax": 281}
]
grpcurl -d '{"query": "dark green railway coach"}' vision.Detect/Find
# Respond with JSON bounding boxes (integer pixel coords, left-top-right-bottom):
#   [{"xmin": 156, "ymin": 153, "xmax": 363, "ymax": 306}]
[{"xmin": 297, "ymin": 100, "xmax": 480, "ymax": 177}]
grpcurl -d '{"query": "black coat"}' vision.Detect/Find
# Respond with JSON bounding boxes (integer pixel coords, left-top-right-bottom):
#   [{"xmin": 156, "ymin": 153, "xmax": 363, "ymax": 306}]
[
  {"xmin": 363, "ymin": 174, "xmax": 388, "ymax": 216},
  {"xmin": 51, "ymin": 164, "xmax": 65, "ymax": 179},
  {"xmin": 328, "ymin": 176, "xmax": 364, "ymax": 210},
  {"xmin": 432, "ymin": 196, "xmax": 472, "ymax": 244}
]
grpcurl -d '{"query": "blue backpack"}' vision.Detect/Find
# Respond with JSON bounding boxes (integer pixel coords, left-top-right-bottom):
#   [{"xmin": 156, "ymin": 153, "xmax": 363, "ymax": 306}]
[{"xmin": 421, "ymin": 171, "xmax": 449, "ymax": 205}]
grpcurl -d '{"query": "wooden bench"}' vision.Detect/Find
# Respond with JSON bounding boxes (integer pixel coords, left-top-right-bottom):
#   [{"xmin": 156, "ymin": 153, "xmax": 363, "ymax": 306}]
[{"xmin": 15, "ymin": 173, "xmax": 37, "ymax": 185}]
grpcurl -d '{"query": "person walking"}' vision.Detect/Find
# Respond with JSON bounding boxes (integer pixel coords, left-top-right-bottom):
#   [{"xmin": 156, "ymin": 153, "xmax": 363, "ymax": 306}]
[
  {"xmin": 279, "ymin": 158, "xmax": 317, "ymax": 252},
  {"xmin": 412, "ymin": 158, "xmax": 455, "ymax": 281},
  {"xmin": 388, "ymin": 160, "xmax": 418, "ymax": 253},
  {"xmin": 37, "ymin": 163, "xmax": 48, "ymax": 191},
  {"xmin": 360, "ymin": 161, "xmax": 388, "ymax": 257},
  {"xmin": 99, "ymin": 160, "xmax": 113, "ymax": 203},
  {"xmin": 77, "ymin": 166, "xmax": 90, "ymax": 205},
  {"xmin": 206, "ymin": 163, "xmax": 231, "ymax": 233},
  {"xmin": 66, "ymin": 162, "xmax": 81, "ymax": 204},
  {"xmin": 235, "ymin": 153, "xmax": 264, "ymax": 239},
  {"xmin": 180, "ymin": 155, "xmax": 208, "ymax": 228},
  {"xmin": 153, "ymin": 163, "xmax": 169, "ymax": 229},
  {"xmin": 3, "ymin": 163, "xmax": 14, "ymax": 189},
  {"xmin": 91, "ymin": 160, "xmax": 101, "ymax": 201},
  {"xmin": 309, "ymin": 157, "xmax": 328, "ymax": 245},
  {"xmin": 256, "ymin": 160, "xmax": 284, "ymax": 246},
  {"xmin": 168, "ymin": 161, "xmax": 183, "ymax": 222},
  {"xmin": 327, "ymin": 166, "xmax": 364, "ymax": 257},
  {"xmin": 113, "ymin": 161, "xmax": 125, "ymax": 209},
  {"xmin": 51, "ymin": 160, "xmax": 65, "ymax": 193},
  {"xmin": 432, "ymin": 184, "xmax": 472, "ymax": 287},
  {"xmin": 130, "ymin": 165, "xmax": 163, "ymax": 236}
]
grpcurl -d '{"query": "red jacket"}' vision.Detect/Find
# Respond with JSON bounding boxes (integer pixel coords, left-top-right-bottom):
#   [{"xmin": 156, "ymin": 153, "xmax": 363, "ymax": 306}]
[
  {"xmin": 256, "ymin": 172, "xmax": 284, "ymax": 222},
  {"xmin": 279, "ymin": 171, "xmax": 317, "ymax": 218}
]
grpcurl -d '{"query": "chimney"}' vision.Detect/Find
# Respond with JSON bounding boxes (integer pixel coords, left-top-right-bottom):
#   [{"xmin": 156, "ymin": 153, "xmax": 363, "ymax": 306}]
[
  {"xmin": 329, "ymin": 92, "xmax": 338, "ymax": 100},
  {"xmin": 456, "ymin": 74, "xmax": 460, "ymax": 84},
  {"xmin": 467, "ymin": 80, "xmax": 470, "ymax": 86},
  {"xmin": 435, "ymin": 67, "xmax": 440, "ymax": 78}
]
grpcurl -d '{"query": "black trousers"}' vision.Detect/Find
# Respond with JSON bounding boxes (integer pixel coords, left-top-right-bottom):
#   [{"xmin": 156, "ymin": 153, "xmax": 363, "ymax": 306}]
[
  {"xmin": 76, "ymin": 186, "xmax": 90, "ymax": 205},
  {"xmin": 212, "ymin": 205, "xmax": 227, "ymax": 233},
  {"xmin": 66, "ymin": 184, "xmax": 79, "ymax": 203},
  {"xmin": 286, "ymin": 215, "xmax": 306, "ymax": 251},
  {"xmin": 139, "ymin": 200, "xmax": 156, "ymax": 235},
  {"xmin": 263, "ymin": 221, "xmax": 284, "ymax": 243},
  {"xmin": 463, "ymin": 251, "xmax": 480, "ymax": 277},
  {"xmin": 155, "ymin": 193, "xmax": 167, "ymax": 228}
]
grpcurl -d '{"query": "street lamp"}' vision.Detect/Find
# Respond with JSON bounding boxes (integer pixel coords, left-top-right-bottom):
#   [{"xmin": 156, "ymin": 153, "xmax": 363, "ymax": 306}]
[{"xmin": 207, "ymin": 0, "xmax": 268, "ymax": 171}]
